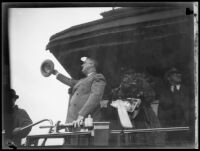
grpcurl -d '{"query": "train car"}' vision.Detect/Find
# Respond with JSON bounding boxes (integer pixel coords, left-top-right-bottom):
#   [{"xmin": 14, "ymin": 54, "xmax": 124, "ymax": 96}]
[{"xmin": 21, "ymin": 3, "xmax": 196, "ymax": 148}]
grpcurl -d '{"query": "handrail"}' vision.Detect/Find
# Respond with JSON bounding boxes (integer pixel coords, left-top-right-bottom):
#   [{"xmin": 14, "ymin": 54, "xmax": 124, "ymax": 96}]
[
  {"xmin": 39, "ymin": 125, "xmax": 189, "ymax": 134},
  {"xmin": 19, "ymin": 119, "xmax": 53, "ymax": 132},
  {"xmin": 25, "ymin": 126, "xmax": 190, "ymax": 147},
  {"xmin": 111, "ymin": 126, "xmax": 190, "ymax": 133},
  {"xmin": 39, "ymin": 123, "xmax": 73, "ymax": 129}
]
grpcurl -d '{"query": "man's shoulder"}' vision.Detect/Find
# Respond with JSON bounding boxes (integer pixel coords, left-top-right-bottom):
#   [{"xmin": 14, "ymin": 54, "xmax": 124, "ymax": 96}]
[{"xmin": 14, "ymin": 106, "xmax": 28, "ymax": 114}]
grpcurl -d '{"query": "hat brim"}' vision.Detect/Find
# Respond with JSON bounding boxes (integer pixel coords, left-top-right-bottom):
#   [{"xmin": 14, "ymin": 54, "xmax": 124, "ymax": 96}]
[
  {"xmin": 41, "ymin": 60, "xmax": 54, "ymax": 77},
  {"xmin": 13, "ymin": 95, "xmax": 19, "ymax": 99}
]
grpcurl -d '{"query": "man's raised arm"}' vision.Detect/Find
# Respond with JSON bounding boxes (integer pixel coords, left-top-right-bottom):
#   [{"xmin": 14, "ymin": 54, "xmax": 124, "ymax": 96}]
[{"xmin": 52, "ymin": 70, "xmax": 78, "ymax": 87}]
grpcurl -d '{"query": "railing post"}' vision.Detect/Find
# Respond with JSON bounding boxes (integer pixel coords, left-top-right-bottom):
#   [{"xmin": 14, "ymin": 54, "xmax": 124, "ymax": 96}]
[{"xmin": 93, "ymin": 122, "xmax": 110, "ymax": 146}]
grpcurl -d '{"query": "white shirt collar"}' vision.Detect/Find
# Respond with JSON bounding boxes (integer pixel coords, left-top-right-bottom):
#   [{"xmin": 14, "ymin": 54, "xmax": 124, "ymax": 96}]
[
  {"xmin": 176, "ymin": 84, "xmax": 181, "ymax": 90},
  {"xmin": 171, "ymin": 84, "xmax": 181, "ymax": 92}
]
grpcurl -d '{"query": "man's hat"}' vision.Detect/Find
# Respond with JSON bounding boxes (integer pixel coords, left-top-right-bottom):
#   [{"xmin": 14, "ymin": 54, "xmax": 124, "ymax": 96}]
[
  {"xmin": 40, "ymin": 59, "xmax": 55, "ymax": 77},
  {"xmin": 164, "ymin": 67, "xmax": 181, "ymax": 79},
  {"xmin": 10, "ymin": 89, "xmax": 19, "ymax": 99}
]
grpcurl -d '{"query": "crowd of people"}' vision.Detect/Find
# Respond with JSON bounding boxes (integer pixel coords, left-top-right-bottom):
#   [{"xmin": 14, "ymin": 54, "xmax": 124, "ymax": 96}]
[
  {"xmin": 102, "ymin": 67, "xmax": 190, "ymax": 146},
  {"xmin": 4, "ymin": 56, "xmax": 191, "ymax": 147},
  {"xmin": 51, "ymin": 56, "xmax": 190, "ymax": 146}
]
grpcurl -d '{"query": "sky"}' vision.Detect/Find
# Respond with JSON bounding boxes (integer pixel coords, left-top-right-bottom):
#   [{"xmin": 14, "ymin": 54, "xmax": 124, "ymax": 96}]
[{"xmin": 8, "ymin": 7, "xmax": 112, "ymax": 144}]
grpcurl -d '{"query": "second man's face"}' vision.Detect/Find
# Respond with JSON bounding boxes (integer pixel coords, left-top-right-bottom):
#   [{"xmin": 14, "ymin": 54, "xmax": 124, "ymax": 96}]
[{"xmin": 169, "ymin": 73, "xmax": 182, "ymax": 84}]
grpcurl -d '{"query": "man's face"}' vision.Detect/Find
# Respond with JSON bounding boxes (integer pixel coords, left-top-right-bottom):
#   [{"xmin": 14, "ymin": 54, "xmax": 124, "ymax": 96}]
[
  {"xmin": 168, "ymin": 73, "xmax": 182, "ymax": 84},
  {"xmin": 121, "ymin": 75, "xmax": 132, "ymax": 88},
  {"xmin": 121, "ymin": 74, "xmax": 137, "ymax": 91},
  {"xmin": 81, "ymin": 59, "xmax": 94, "ymax": 74}
]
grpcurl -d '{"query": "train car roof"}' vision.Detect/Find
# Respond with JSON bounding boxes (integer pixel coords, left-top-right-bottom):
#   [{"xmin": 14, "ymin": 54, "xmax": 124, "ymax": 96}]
[{"xmin": 46, "ymin": 5, "xmax": 194, "ymax": 89}]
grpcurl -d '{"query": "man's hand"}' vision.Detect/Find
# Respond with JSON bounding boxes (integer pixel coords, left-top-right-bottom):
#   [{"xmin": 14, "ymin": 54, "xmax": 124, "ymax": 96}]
[
  {"xmin": 52, "ymin": 69, "xmax": 58, "ymax": 75},
  {"xmin": 72, "ymin": 115, "xmax": 84, "ymax": 128},
  {"xmin": 12, "ymin": 127, "xmax": 22, "ymax": 136}
]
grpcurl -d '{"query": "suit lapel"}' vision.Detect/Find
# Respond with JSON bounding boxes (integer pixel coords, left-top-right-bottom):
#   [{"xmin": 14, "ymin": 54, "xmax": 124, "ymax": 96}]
[
  {"xmin": 72, "ymin": 73, "xmax": 96, "ymax": 94},
  {"xmin": 72, "ymin": 78, "xmax": 85, "ymax": 93}
]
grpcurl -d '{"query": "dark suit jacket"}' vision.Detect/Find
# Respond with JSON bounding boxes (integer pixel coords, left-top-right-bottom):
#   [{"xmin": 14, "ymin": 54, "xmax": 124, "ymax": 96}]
[
  {"xmin": 56, "ymin": 72, "xmax": 106, "ymax": 123},
  {"xmin": 158, "ymin": 84, "xmax": 190, "ymax": 127}
]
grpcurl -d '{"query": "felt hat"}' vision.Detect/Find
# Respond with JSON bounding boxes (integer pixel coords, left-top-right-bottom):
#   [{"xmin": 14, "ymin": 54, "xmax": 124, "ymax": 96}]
[
  {"xmin": 164, "ymin": 67, "xmax": 181, "ymax": 79},
  {"xmin": 40, "ymin": 59, "xmax": 54, "ymax": 77}
]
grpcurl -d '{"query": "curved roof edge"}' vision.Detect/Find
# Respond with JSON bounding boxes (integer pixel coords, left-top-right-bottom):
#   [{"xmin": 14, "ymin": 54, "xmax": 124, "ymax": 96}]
[
  {"xmin": 48, "ymin": 4, "xmax": 192, "ymax": 42},
  {"xmin": 46, "ymin": 7, "xmax": 188, "ymax": 51}
]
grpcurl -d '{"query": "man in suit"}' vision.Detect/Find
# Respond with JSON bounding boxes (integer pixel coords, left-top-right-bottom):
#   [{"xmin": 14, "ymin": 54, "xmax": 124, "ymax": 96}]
[
  {"xmin": 158, "ymin": 68, "xmax": 190, "ymax": 144},
  {"xmin": 53, "ymin": 57, "xmax": 106, "ymax": 128}
]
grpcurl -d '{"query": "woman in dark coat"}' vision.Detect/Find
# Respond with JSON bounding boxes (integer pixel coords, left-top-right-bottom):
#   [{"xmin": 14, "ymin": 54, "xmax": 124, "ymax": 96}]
[{"xmin": 110, "ymin": 70, "xmax": 165, "ymax": 146}]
